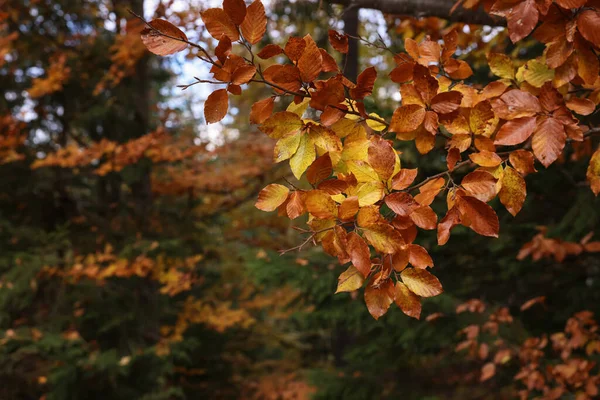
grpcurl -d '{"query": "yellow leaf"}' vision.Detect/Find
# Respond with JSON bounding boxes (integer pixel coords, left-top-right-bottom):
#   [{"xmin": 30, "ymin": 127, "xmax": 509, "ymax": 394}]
[
  {"xmin": 335, "ymin": 265, "xmax": 364, "ymax": 293},
  {"xmin": 366, "ymin": 113, "xmax": 386, "ymax": 131},
  {"xmin": 400, "ymin": 268, "xmax": 443, "ymax": 297},
  {"xmin": 255, "ymin": 184, "xmax": 289, "ymax": 211},
  {"xmin": 289, "ymin": 134, "xmax": 316, "ymax": 179},
  {"xmin": 523, "ymin": 59, "xmax": 554, "ymax": 88},
  {"xmin": 487, "ymin": 53, "xmax": 514, "ymax": 80},
  {"xmin": 286, "ymin": 97, "xmax": 310, "ymax": 117},
  {"xmin": 273, "ymin": 133, "xmax": 301, "ymax": 162},
  {"xmin": 356, "ymin": 181, "xmax": 385, "ymax": 206}
]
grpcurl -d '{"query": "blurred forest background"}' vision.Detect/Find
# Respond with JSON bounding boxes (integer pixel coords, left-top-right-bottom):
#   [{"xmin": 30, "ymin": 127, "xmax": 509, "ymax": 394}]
[{"xmin": 1, "ymin": 0, "xmax": 599, "ymax": 399}]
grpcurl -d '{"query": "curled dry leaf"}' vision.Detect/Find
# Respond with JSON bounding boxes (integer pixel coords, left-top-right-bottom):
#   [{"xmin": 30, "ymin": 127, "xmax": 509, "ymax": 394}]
[{"xmin": 141, "ymin": 19, "xmax": 188, "ymax": 56}]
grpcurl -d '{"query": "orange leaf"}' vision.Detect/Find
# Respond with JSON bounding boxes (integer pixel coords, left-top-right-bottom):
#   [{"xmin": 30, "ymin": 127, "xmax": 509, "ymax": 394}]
[
  {"xmin": 499, "ymin": 166, "xmax": 526, "ymax": 216},
  {"xmin": 305, "ymin": 190, "xmax": 337, "ymax": 219},
  {"xmin": 286, "ymin": 191, "xmax": 306, "ymax": 219},
  {"xmin": 461, "ymin": 170, "xmax": 498, "ymax": 202},
  {"xmin": 240, "ymin": 0, "xmax": 267, "ymax": 45},
  {"xmin": 457, "ymin": 195, "xmax": 499, "ymax": 237},
  {"xmin": 469, "ymin": 151, "xmax": 502, "ymax": 167},
  {"xmin": 201, "ymin": 8, "xmax": 239, "ymax": 41},
  {"xmin": 493, "ymin": 89, "xmax": 541, "ymax": 119},
  {"xmin": 339, "ymin": 196, "xmax": 359, "ymax": 221},
  {"xmin": 255, "ymin": 184, "xmax": 289, "ymax": 211},
  {"xmin": 347, "ymin": 232, "xmax": 372, "ymax": 278},
  {"xmin": 231, "ymin": 65, "xmax": 256, "ymax": 85},
  {"xmin": 249, "ymin": 97, "xmax": 275, "ymax": 124},
  {"xmin": 408, "ymin": 244, "xmax": 434, "ymax": 269},
  {"xmin": 350, "ymin": 67, "xmax": 377, "ymax": 100},
  {"xmin": 368, "ymin": 137, "xmax": 396, "ymax": 181},
  {"xmin": 401, "ymin": 268, "xmax": 443, "ymax": 297},
  {"xmin": 480, "ymin": 362, "xmax": 496, "ymax": 382},
  {"xmin": 414, "ymin": 177, "xmax": 445, "ymax": 205},
  {"xmin": 566, "ymin": 97, "xmax": 596, "ymax": 116},
  {"xmin": 509, "ymin": 149, "xmax": 537, "ymax": 176},
  {"xmin": 437, "ymin": 206, "xmax": 461, "ymax": 245},
  {"xmin": 532, "ymin": 117, "xmax": 566, "ymax": 167},
  {"xmin": 141, "ymin": 19, "xmax": 188, "ymax": 56},
  {"xmin": 390, "ymin": 104, "xmax": 426, "ymax": 133},
  {"xmin": 204, "ymin": 89, "xmax": 229, "ymax": 124},
  {"xmin": 298, "ymin": 35, "xmax": 323, "ymax": 82},
  {"xmin": 395, "ymin": 282, "xmax": 421, "ymax": 319},
  {"xmin": 364, "ymin": 280, "xmax": 395, "ymax": 320},
  {"xmin": 447, "ymin": 147, "xmax": 460, "ymax": 171},
  {"xmin": 391, "ymin": 168, "xmax": 418, "ymax": 190},
  {"xmin": 306, "ymin": 154, "xmax": 332, "ymax": 185}
]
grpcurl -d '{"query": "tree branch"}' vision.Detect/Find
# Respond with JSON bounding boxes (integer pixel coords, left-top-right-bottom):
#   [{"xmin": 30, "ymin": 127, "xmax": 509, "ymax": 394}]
[{"xmin": 329, "ymin": 0, "xmax": 504, "ymax": 27}]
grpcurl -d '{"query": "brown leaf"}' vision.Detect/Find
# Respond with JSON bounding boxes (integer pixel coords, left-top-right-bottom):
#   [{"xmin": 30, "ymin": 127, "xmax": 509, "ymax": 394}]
[
  {"xmin": 577, "ymin": 10, "xmax": 600, "ymax": 48},
  {"xmin": 362, "ymin": 223, "xmax": 405, "ymax": 254},
  {"xmin": 430, "ymin": 91, "xmax": 463, "ymax": 114},
  {"xmin": 506, "ymin": 0, "xmax": 538, "ymax": 43},
  {"xmin": 457, "ymin": 195, "xmax": 499, "ymax": 237},
  {"xmin": 493, "ymin": 89, "xmax": 541, "ymax": 119},
  {"xmin": 391, "ymin": 168, "xmax": 418, "ymax": 190},
  {"xmin": 347, "ymin": 232, "xmax": 372, "ymax": 278},
  {"xmin": 368, "ymin": 137, "xmax": 396, "ymax": 181},
  {"xmin": 231, "ymin": 65, "xmax": 256, "ymax": 85},
  {"xmin": 350, "ymin": 67, "xmax": 377, "ymax": 99},
  {"xmin": 328, "ymin": 29, "xmax": 349, "ymax": 53},
  {"xmin": 284, "ymin": 37, "xmax": 306, "ymax": 61},
  {"xmin": 223, "ymin": 0, "xmax": 247, "ymax": 25},
  {"xmin": 447, "ymin": 148, "xmax": 461, "ymax": 172},
  {"xmin": 240, "ymin": 0, "xmax": 267, "ymax": 45},
  {"xmin": 395, "ymin": 282, "xmax": 421, "ymax": 319},
  {"xmin": 532, "ymin": 117, "xmax": 566, "ymax": 167},
  {"xmin": 461, "ymin": 170, "xmax": 498, "ymax": 203},
  {"xmin": 409, "ymin": 206, "xmax": 437, "ymax": 230},
  {"xmin": 201, "ymin": 8, "xmax": 239, "ymax": 41},
  {"xmin": 494, "ymin": 117, "xmax": 537, "ymax": 146},
  {"xmin": 141, "ymin": 19, "xmax": 188, "ymax": 56},
  {"xmin": 249, "ymin": 97, "xmax": 275, "ymax": 124},
  {"xmin": 520, "ymin": 296, "xmax": 545, "ymax": 311},
  {"xmin": 298, "ymin": 35, "xmax": 323, "ymax": 82},
  {"xmin": 204, "ymin": 89, "xmax": 229, "ymax": 124},
  {"xmin": 509, "ymin": 150, "xmax": 537, "ymax": 176},
  {"xmin": 257, "ymin": 44, "xmax": 284, "ymax": 59},
  {"xmin": 385, "ymin": 192, "xmax": 419, "ymax": 216}
]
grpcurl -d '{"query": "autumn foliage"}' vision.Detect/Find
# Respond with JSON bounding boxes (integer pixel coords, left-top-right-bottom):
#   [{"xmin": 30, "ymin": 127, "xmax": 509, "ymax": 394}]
[{"xmin": 140, "ymin": 0, "xmax": 600, "ymax": 321}]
